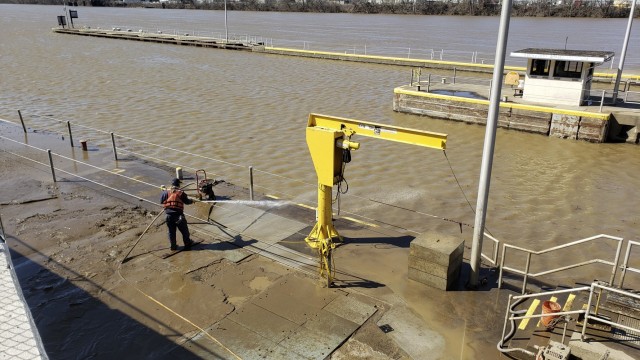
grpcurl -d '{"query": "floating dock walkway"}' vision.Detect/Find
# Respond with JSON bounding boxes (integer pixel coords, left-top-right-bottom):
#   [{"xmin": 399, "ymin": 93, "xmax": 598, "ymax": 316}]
[{"xmin": 52, "ymin": 27, "xmax": 640, "ymax": 81}]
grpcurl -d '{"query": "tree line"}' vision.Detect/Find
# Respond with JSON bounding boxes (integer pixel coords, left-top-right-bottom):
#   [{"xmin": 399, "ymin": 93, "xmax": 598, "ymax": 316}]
[{"xmin": 4, "ymin": 0, "xmax": 637, "ymax": 18}]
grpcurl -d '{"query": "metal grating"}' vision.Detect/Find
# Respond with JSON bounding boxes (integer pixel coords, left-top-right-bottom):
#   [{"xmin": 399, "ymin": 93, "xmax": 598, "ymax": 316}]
[{"xmin": 613, "ymin": 314, "xmax": 640, "ymax": 346}]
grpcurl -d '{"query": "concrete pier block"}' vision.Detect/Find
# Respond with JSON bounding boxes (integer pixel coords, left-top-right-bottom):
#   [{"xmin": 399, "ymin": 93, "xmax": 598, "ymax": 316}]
[
  {"xmin": 408, "ymin": 233, "xmax": 464, "ymax": 291},
  {"xmin": 550, "ymin": 113, "xmax": 579, "ymax": 139},
  {"xmin": 578, "ymin": 116, "xmax": 609, "ymax": 143}
]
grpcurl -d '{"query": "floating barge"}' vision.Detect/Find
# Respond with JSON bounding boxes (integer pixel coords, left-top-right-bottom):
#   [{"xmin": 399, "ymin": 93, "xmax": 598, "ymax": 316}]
[{"xmin": 394, "ymin": 49, "xmax": 640, "ymax": 144}]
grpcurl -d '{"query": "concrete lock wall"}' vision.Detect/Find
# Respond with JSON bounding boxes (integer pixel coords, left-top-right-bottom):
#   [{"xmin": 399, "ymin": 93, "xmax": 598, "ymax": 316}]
[{"xmin": 393, "ymin": 91, "xmax": 609, "ymax": 143}]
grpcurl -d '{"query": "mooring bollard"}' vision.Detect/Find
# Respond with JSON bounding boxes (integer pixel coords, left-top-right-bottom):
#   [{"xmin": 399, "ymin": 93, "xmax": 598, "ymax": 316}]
[
  {"xmin": 80, "ymin": 140, "xmax": 88, "ymax": 151},
  {"xmin": 176, "ymin": 167, "xmax": 183, "ymax": 180},
  {"xmin": 67, "ymin": 121, "xmax": 74, "ymax": 148},
  {"xmin": 47, "ymin": 149, "xmax": 56, "ymax": 183},
  {"xmin": 18, "ymin": 110, "xmax": 27, "ymax": 133},
  {"xmin": 111, "ymin": 132, "xmax": 118, "ymax": 161},
  {"xmin": 249, "ymin": 166, "xmax": 254, "ymax": 201}
]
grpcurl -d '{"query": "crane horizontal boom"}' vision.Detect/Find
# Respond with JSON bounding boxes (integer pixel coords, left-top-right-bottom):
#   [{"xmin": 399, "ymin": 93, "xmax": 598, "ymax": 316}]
[{"xmin": 308, "ymin": 113, "xmax": 447, "ymax": 150}]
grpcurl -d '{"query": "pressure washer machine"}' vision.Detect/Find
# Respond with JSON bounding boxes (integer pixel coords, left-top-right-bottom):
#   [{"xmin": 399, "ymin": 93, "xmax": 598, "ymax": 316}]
[{"xmin": 195, "ymin": 169, "xmax": 219, "ymax": 201}]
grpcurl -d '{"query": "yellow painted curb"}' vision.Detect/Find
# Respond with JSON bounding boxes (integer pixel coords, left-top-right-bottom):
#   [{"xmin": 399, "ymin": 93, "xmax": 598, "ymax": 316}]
[
  {"xmin": 518, "ymin": 299, "xmax": 540, "ymax": 330},
  {"xmin": 296, "ymin": 203, "xmax": 316, "ymax": 210},
  {"xmin": 394, "ymin": 87, "xmax": 610, "ymax": 120},
  {"xmin": 341, "ymin": 216, "xmax": 379, "ymax": 228}
]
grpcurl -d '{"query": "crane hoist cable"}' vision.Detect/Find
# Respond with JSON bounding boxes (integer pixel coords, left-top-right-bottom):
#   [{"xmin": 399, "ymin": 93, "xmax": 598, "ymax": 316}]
[{"xmin": 332, "ymin": 144, "xmax": 352, "ymax": 215}]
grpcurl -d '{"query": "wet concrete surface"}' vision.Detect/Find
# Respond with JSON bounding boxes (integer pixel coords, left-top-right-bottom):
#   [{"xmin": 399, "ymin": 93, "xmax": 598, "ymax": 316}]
[{"xmin": 1, "ymin": 121, "xmax": 638, "ymax": 359}]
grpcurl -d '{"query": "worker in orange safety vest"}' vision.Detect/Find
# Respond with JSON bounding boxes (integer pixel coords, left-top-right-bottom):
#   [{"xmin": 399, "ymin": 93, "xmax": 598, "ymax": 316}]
[{"xmin": 160, "ymin": 178, "xmax": 194, "ymax": 251}]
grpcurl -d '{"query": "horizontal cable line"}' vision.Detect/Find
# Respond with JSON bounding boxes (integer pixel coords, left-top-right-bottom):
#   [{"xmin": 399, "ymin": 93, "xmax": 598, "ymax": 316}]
[
  {"xmin": 0, "ymin": 148, "xmax": 159, "ymax": 208},
  {"xmin": 114, "ymin": 133, "xmax": 247, "ymax": 169},
  {"xmin": 30, "ymin": 114, "xmax": 113, "ymax": 135},
  {"xmin": 117, "ymin": 148, "xmax": 200, "ymax": 173},
  {"xmin": 0, "ymin": 134, "xmax": 51, "ymax": 152},
  {"xmin": 2, "ymin": 117, "xmax": 474, "ymax": 234},
  {"xmin": 0, "ymin": 145, "xmax": 215, "ymax": 226},
  {"xmin": 0, "ymin": 135, "xmax": 157, "ymax": 189},
  {"xmin": 252, "ymin": 167, "xmax": 315, "ymax": 187}
]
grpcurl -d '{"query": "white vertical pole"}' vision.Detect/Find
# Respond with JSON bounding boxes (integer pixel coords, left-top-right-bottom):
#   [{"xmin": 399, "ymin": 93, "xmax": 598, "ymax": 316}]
[
  {"xmin": 613, "ymin": 0, "xmax": 636, "ymax": 103},
  {"xmin": 469, "ymin": 0, "xmax": 513, "ymax": 288},
  {"xmin": 224, "ymin": 0, "xmax": 228, "ymax": 43}
]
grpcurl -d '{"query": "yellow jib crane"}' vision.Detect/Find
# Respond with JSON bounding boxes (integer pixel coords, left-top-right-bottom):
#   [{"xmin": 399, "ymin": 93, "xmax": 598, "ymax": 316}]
[{"xmin": 305, "ymin": 113, "xmax": 447, "ymax": 286}]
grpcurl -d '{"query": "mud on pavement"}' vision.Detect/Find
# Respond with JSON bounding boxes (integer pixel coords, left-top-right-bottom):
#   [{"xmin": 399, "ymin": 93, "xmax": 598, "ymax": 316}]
[{"xmin": 0, "ymin": 152, "xmax": 410, "ymax": 360}]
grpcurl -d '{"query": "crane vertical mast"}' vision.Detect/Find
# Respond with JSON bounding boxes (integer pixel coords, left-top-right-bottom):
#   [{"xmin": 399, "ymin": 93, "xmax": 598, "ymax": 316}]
[{"xmin": 305, "ymin": 113, "xmax": 447, "ymax": 286}]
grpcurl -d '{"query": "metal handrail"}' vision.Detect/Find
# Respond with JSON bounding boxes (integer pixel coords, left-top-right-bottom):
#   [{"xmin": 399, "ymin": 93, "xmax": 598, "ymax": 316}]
[
  {"xmin": 618, "ymin": 240, "xmax": 640, "ymax": 288},
  {"xmin": 499, "ymin": 282, "xmax": 640, "ymax": 355},
  {"xmin": 623, "ymin": 90, "xmax": 640, "ymax": 104},
  {"xmin": 412, "ymin": 72, "xmax": 502, "ymax": 92},
  {"xmin": 498, "ymin": 234, "xmax": 624, "ymax": 294},
  {"xmin": 582, "ymin": 282, "xmax": 640, "ymax": 340},
  {"xmin": 481, "ymin": 232, "xmax": 500, "ymax": 267}
]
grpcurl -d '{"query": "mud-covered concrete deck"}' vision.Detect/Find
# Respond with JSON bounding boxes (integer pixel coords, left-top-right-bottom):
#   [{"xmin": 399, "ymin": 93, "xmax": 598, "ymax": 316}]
[{"xmin": 1, "ymin": 119, "xmax": 639, "ymax": 359}]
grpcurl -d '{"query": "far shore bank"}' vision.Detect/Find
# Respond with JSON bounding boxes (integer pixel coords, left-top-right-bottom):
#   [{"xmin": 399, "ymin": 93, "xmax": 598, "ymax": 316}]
[{"xmin": 9, "ymin": 1, "xmax": 639, "ymax": 19}]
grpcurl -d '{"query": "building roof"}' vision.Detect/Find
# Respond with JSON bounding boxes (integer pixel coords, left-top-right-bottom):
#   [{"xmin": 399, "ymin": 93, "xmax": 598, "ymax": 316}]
[{"xmin": 510, "ymin": 48, "xmax": 615, "ymax": 63}]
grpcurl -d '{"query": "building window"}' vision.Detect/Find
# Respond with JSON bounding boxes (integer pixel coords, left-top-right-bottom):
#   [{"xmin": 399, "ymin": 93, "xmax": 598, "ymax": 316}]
[
  {"xmin": 530, "ymin": 59, "xmax": 550, "ymax": 76},
  {"xmin": 554, "ymin": 61, "xmax": 583, "ymax": 79}
]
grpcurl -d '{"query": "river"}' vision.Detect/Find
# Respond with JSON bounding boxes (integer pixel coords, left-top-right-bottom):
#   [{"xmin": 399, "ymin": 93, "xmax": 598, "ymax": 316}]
[{"xmin": 1, "ymin": 0, "xmax": 640, "ymax": 318}]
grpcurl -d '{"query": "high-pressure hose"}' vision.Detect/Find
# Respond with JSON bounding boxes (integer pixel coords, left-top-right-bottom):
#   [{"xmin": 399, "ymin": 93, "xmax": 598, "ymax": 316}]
[
  {"xmin": 497, "ymin": 296, "xmax": 535, "ymax": 356},
  {"xmin": 120, "ymin": 210, "xmax": 163, "ymax": 264}
]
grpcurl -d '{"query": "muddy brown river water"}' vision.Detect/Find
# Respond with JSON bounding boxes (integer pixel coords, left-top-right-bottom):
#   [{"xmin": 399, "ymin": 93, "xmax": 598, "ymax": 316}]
[{"xmin": 1, "ymin": 4, "xmax": 640, "ymax": 359}]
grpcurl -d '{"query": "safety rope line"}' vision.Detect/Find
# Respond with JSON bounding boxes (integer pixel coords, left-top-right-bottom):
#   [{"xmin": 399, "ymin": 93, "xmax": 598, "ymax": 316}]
[
  {"xmin": 117, "ymin": 148, "xmax": 201, "ymax": 173},
  {"xmin": 114, "ymin": 133, "xmax": 247, "ymax": 169},
  {"xmin": 29, "ymin": 113, "xmax": 113, "ymax": 135},
  {"xmin": 0, "ymin": 148, "xmax": 160, "ymax": 207},
  {"xmin": 0, "ymin": 119, "xmax": 477, "ymax": 235},
  {"xmin": 2, "ymin": 131, "xmax": 471, "ymax": 237},
  {"xmin": 0, "ymin": 146, "xmax": 241, "ymax": 357},
  {"xmin": 442, "ymin": 150, "xmax": 495, "ymax": 237},
  {"xmin": 7, "ymin": 111, "xmax": 317, "ymax": 189},
  {"xmin": 0, "ymin": 141, "xmax": 315, "ymax": 266},
  {"xmin": 116, "ymin": 212, "xmax": 242, "ymax": 360},
  {"xmin": 443, "ymin": 150, "xmax": 475, "ymax": 215},
  {"xmin": 252, "ymin": 167, "xmax": 315, "ymax": 187},
  {"xmin": 0, "ymin": 135, "xmax": 159, "ymax": 189},
  {"xmin": 6, "ymin": 113, "xmax": 469, "ymax": 232}
]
